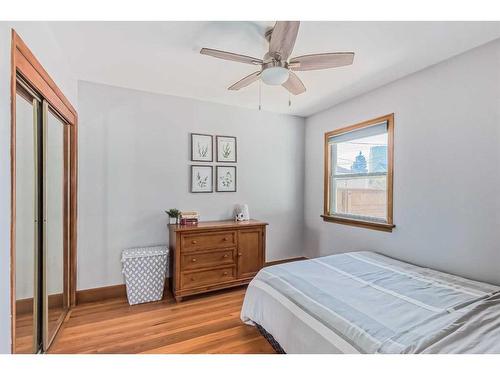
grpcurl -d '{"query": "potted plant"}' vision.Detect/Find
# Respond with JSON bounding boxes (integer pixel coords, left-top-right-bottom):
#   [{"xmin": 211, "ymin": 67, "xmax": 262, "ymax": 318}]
[{"xmin": 165, "ymin": 208, "xmax": 181, "ymax": 224}]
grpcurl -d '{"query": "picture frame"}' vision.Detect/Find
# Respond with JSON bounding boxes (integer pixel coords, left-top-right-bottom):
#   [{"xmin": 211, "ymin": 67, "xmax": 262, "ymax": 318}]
[
  {"xmin": 216, "ymin": 166, "xmax": 237, "ymax": 192},
  {"xmin": 191, "ymin": 165, "xmax": 213, "ymax": 193},
  {"xmin": 191, "ymin": 133, "xmax": 213, "ymax": 162},
  {"xmin": 216, "ymin": 135, "xmax": 237, "ymax": 163}
]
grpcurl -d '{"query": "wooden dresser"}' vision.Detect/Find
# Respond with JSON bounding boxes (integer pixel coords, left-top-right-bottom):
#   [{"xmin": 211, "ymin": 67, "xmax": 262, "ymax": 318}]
[{"xmin": 169, "ymin": 220, "xmax": 267, "ymax": 302}]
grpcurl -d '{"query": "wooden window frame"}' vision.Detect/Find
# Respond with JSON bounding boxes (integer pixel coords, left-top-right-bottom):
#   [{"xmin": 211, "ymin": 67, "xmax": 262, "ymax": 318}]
[
  {"xmin": 322, "ymin": 113, "xmax": 395, "ymax": 232},
  {"xmin": 10, "ymin": 29, "xmax": 78, "ymax": 353}
]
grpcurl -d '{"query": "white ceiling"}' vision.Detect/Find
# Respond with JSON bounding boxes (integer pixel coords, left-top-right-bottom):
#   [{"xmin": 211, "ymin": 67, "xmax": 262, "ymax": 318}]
[{"xmin": 46, "ymin": 21, "xmax": 500, "ymax": 117}]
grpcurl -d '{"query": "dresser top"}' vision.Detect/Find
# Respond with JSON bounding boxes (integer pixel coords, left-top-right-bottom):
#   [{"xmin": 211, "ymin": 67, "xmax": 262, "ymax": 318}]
[{"xmin": 169, "ymin": 219, "xmax": 268, "ymax": 232}]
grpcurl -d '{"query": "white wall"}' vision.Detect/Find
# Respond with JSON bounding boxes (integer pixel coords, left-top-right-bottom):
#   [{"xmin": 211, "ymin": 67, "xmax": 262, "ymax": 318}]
[
  {"xmin": 0, "ymin": 24, "xmax": 12, "ymax": 355},
  {"xmin": 77, "ymin": 81, "xmax": 305, "ymax": 290},
  {"xmin": 304, "ymin": 38, "xmax": 500, "ymax": 285},
  {"xmin": 0, "ymin": 22, "xmax": 77, "ymax": 353}
]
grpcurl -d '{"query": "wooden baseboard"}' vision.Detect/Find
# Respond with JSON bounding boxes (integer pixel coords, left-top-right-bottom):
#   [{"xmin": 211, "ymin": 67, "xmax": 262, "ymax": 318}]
[
  {"xmin": 265, "ymin": 256, "xmax": 308, "ymax": 267},
  {"xmin": 76, "ymin": 284, "xmax": 126, "ymax": 304},
  {"xmin": 16, "ymin": 293, "xmax": 65, "ymax": 315},
  {"xmin": 15, "ymin": 297, "xmax": 33, "ymax": 315},
  {"xmin": 75, "ymin": 257, "xmax": 307, "ymax": 305},
  {"xmin": 76, "ymin": 279, "xmax": 171, "ymax": 304}
]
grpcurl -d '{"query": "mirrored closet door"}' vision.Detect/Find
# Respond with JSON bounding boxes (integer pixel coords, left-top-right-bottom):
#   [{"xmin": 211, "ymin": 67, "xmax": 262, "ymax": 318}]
[
  {"xmin": 14, "ymin": 84, "xmax": 41, "ymax": 354},
  {"xmin": 13, "ymin": 79, "xmax": 71, "ymax": 353},
  {"xmin": 12, "ymin": 30, "xmax": 77, "ymax": 354},
  {"xmin": 42, "ymin": 102, "xmax": 70, "ymax": 350}
]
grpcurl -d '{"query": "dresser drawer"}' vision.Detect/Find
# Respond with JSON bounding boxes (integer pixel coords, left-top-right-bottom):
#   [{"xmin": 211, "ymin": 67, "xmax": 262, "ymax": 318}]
[
  {"xmin": 181, "ymin": 248, "xmax": 235, "ymax": 271},
  {"xmin": 181, "ymin": 267, "xmax": 235, "ymax": 289},
  {"xmin": 181, "ymin": 231, "xmax": 236, "ymax": 252}
]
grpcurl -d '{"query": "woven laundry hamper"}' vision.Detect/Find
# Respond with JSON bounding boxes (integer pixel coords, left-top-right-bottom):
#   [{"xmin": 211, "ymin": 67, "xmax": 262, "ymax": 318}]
[{"xmin": 121, "ymin": 246, "xmax": 169, "ymax": 305}]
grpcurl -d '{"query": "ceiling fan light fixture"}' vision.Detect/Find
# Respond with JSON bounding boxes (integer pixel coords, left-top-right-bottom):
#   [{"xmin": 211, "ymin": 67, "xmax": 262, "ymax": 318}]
[
  {"xmin": 200, "ymin": 21, "xmax": 354, "ymax": 95},
  {"xmin": 261, "ymin": 66, "xmax": 289, "ymax": 86}
]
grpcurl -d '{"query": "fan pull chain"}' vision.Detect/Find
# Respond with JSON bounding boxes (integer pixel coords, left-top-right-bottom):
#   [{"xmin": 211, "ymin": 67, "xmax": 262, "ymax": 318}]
[{"xmin": 258, "ymin": 80, "xmax": 262, "ymax": 111}]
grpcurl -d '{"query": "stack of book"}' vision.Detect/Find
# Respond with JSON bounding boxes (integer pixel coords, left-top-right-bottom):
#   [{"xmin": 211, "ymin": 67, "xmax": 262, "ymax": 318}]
[{"xmin": 179, "ymin": 211, "xmax": 199, "ymax": 225}]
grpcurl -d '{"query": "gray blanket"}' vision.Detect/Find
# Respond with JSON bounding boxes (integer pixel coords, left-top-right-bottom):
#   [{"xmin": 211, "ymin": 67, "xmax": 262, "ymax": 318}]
[{"xmin": 241, "ymin": 251, "xmax": 500, "ymax": 353}]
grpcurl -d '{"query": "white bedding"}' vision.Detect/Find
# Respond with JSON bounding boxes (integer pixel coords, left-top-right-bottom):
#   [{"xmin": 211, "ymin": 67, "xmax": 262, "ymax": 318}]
[{"xmin": 240, "ymin": 252, "xmax": 500, "ymax": 353}]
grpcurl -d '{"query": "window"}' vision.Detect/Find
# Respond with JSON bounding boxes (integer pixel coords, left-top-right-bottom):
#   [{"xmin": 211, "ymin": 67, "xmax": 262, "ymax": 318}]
[{"xmin": 323, "ymin": 114, "xmax": 394, "ymax": 232}]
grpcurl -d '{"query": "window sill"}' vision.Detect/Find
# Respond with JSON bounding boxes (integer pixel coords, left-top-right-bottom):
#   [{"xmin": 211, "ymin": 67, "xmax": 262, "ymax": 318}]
[{"xmin": 320, "ymin": 215, "xmax": 395, "ymax": 232}]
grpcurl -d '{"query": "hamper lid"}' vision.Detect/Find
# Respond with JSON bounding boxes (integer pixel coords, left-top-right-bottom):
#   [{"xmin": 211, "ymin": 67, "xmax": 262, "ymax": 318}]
[{"xmin": 121, "ymin": 246, "xmax": 169, "ymax": 261}]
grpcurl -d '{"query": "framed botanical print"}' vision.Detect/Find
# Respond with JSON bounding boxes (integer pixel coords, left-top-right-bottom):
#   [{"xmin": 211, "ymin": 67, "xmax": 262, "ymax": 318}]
[
  {"xmin": 216, "ymin": 135, "xmax": 237, "ymax": 163},
  {"xmin": 216, "ymin": 166, "xmax": 237, "ymax": 192},
  {"xmin": 191, "ymin": 133, "xmax": 213, "ymax": 162},
  {"xmin": 191, "ymin": 165, "xmax": 213, "ymax": 193}
]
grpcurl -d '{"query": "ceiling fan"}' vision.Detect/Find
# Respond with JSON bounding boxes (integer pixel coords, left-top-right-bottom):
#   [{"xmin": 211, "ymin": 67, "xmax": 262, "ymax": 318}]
[{"xmin": 200, "ymin": 21, "xmax": 354, "ymax": 95}]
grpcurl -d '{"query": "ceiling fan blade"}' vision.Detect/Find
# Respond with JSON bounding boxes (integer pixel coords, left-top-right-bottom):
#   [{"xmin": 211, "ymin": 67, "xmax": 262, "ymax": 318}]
[
  {"xmin": 269, "ymin": 21, "xmax": 300, "ymax": 61},
  {"xmin": 200, "ymin": 48, "xmax": 263, "ymax": 65},
  {"xmin": 289, "ymin": 52, "xmax": 354, "ymax": 71},
  {"xmin": 228, "ymin": 71, "xmax": 261, "ymax": 91},
  {"xmin": 282, "ymin": 71, "xmax": 306, "ymax": 95}
]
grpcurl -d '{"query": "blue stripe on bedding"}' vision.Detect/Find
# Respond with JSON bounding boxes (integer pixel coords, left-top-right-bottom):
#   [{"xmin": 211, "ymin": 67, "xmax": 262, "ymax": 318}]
[
  {"xmin": 242, "ymin": 251, "xmax": 500, "ymax": 353},
  {"xmin": 259, "ymin": 268, "xmax": 397, "ymax": 353},
  {"xmin": 317, "ymin": 253, "xmax": 486, "ymax": 311}
]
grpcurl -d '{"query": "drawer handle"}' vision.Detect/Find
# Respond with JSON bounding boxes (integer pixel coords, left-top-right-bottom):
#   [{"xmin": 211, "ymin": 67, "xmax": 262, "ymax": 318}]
[
  {"xmin": 223, "ymin": 254, "xmax": 229, "ymax": 258},
  {"xmin": 223, "ymin": 272, "xmax": 228, "ymax": 276},
  {"xmin": 238, "ymin": 252, "xmax": 242, "ymax": 257},
  {"xmin": 190, "ymin": 277, "xmax": 195, "ymax": 281},
  {"xmin": 191, "ymin": 258, "xmax": 197, "ymax": 262},
  {"xmin": 223, "ymin": 237, "xmax": 229, "ymax": 242},
  {"xmin": 191, "ymin": 240, "xmax": 197, "ymax": 244}
]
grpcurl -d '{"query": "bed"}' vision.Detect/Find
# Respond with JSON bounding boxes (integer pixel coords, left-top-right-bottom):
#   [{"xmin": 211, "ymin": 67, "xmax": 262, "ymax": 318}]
[{"xmin": 240, "ymin": 251, "xmax": 500, "ymax": 354}]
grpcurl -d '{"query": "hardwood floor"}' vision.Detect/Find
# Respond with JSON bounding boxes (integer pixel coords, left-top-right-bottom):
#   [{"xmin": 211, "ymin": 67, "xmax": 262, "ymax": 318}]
[
  {"xmin": 48, "ymin": 286, "xmax": 276, "ymax": 354},
  {"xmin": 16, "ymin": 306, "xmax": 63, "ymax": 353},
  {"xmin": 15, "ymin": 312, "xmax": 34, "ymax": 354}
]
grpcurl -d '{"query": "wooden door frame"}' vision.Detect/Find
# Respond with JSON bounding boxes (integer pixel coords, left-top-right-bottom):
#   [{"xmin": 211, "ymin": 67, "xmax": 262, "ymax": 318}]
[{"xmin": 10, "ymin": 29, "xmax": 78, "ymax": 353}]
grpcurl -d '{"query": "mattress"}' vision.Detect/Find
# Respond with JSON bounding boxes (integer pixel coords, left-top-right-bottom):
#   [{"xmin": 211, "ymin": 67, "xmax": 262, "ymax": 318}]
[{"xmin": 240, "ymin": 251, "xmax": 500, "ymax": 354}]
